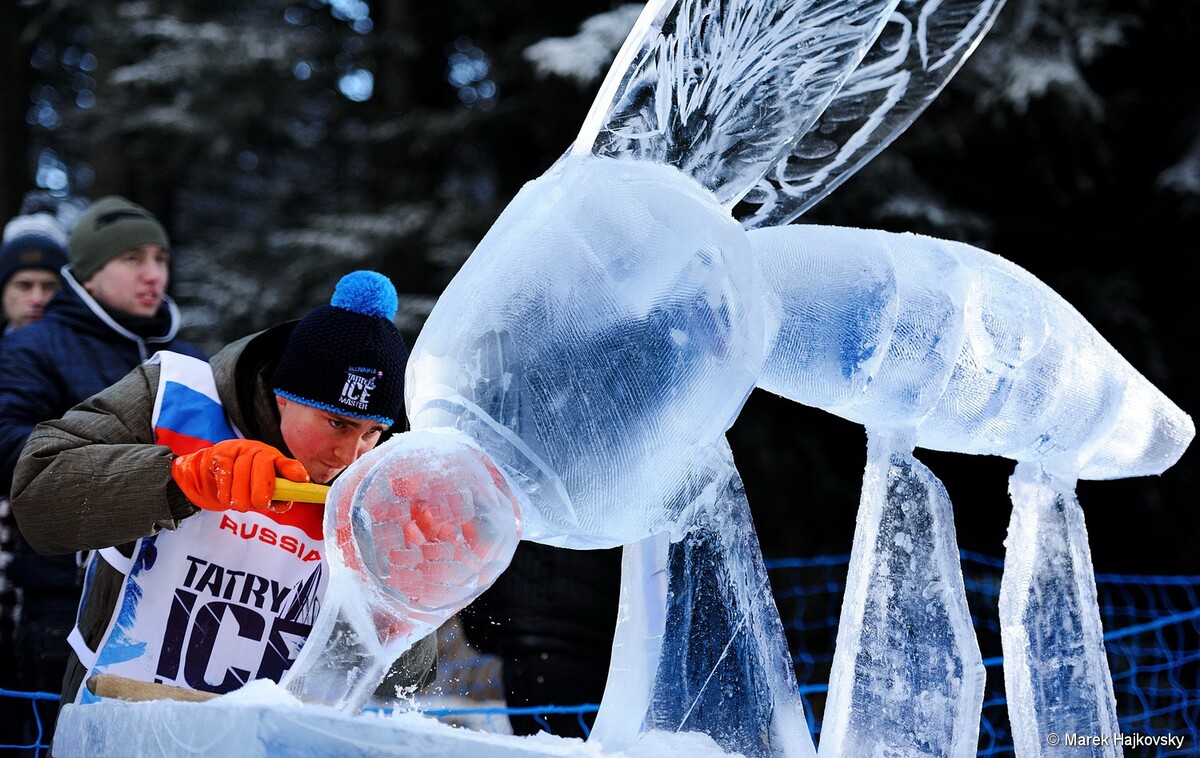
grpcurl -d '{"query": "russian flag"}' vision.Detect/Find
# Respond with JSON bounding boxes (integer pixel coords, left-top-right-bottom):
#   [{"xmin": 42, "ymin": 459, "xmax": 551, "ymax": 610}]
[{"xmin": 154, "ymin": 381, "xmax": 236, "ymax": 455}]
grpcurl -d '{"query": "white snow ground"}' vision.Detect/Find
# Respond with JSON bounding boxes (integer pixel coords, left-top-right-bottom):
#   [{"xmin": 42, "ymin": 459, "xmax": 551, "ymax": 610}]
[{"xmin": 52, "ymin": 680, "xmax": 740, "ymax": 757}]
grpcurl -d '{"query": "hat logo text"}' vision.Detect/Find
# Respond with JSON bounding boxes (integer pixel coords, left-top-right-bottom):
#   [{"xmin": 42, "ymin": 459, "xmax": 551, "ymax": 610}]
[{"xmin": 340, "ymin": 369, "xmax": 377, "ymax": 410}]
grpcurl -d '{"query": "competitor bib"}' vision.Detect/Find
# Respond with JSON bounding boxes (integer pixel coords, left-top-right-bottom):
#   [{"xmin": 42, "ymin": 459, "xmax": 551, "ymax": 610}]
[{"xmin": 72, "ymin": 351, "xmax": 328, "ymax": 701}]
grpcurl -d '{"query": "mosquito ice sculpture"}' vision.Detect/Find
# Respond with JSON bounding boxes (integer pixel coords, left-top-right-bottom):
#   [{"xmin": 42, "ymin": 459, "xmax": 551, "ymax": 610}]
[{"xmin": 288, "ymin": 1, "xmax": 1194, "ymax": 756}]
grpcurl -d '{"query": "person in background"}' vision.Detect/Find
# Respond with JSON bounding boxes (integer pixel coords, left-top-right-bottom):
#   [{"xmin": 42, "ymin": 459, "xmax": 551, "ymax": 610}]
[
  {"xmin": 0, "ymin": 195, "xmax": 203, "ymax": 748},
  {"xmin": 0, "ymin": 216, "xmax": 69, "ymax": 333},
  {"xmin": 10, "ymin": 271, "xmax": 437, "ymax": 750},
  {"xmin": 0, "ymin": 199, "xmax": 71, "ymax": 747}
]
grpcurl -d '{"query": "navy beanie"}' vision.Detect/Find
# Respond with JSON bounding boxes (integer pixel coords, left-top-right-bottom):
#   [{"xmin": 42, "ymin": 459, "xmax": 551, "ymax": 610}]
[
  {"xmin": 273, "ymin": 271, "xmax": 409, "ymax": 426},
  {"xmin": 0, "ymin": 229, "xmax": 69, "ymax": 290}
]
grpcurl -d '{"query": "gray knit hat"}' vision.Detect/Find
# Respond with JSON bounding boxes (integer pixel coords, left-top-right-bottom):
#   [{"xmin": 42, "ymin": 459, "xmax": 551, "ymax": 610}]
[{"xmin": 68, "ymin": 196, "xmax": 170, "ymax": 281}]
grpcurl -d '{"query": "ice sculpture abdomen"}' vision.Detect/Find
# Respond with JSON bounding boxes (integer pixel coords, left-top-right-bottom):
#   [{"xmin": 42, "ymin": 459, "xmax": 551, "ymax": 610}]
[{"xmin": 750, "ymin": 225, "xmax": 1193, "ymax": 480}]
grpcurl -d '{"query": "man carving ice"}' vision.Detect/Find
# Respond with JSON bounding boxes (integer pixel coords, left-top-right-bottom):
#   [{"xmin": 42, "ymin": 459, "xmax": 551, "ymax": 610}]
[{"xmin": 10, "ymin": 271, "xmax": 437, "ymax": 733}]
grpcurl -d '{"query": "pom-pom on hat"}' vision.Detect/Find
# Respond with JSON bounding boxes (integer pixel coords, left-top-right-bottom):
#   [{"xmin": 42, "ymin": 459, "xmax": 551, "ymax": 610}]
[
  {"xmin": 273, "ymin": 271, "xmax": 409, "ymax": 427},
  {"xmin": 69, "ymin": 195, "xmax": 169, "ymax": 282}
]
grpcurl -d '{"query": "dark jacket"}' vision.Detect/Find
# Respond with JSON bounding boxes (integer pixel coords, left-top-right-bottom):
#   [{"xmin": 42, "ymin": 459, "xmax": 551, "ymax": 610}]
[
  {"xmin": 11, "ymin": 323, "xmax": 436, "ymax": 704},
  {"xmin": 0, "ymin": 270, "xmax": 204, "ymax": 493},
  {"xmin": 0, "ymin": 270, "xmax": 204, "ymax": 606}
]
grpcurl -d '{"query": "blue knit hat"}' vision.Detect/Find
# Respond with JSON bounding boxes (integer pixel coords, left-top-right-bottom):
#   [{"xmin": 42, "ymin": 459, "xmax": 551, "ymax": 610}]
[
  {"xmin": 0, "ymin": 216, "xmax": 69, "ymax": 290},
  {"xmin": 273, "ymin": 271, "xmax": 409, "ymax": 426}
]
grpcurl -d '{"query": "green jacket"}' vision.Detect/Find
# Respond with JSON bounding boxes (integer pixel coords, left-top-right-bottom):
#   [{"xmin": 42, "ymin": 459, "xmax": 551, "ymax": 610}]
[{"xmin": 11, "ymin": 322, "xmax": 437, "ymax": 705}]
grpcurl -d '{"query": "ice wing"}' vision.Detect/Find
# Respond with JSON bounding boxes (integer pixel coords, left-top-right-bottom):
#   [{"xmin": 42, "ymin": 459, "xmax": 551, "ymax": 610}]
[
  {"xmin": 573, "ymin": 0, "xmax": 902, "ymax": 207},
  {"xmin": 739, "ymin": 0, "xmax": 1006, "ymax": 228}
]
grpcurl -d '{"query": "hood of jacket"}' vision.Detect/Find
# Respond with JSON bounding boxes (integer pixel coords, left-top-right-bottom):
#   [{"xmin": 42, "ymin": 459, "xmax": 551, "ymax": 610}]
[{"xmin": 42, "ymin": 267, "xmax": 183, "ymax": 359}]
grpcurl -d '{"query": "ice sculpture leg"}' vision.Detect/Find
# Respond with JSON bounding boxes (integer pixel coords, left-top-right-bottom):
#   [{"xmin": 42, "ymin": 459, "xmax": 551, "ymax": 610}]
[
  {"xmin": 999, "ymin": 463, "xmax": 1121, "ymax": 757},
  {"xmin": 821, "ymin": 432, "xmax": 984, "ymax": 757},
  {"xmin": 589, "ymin": 531, "xmax": 669, "ymax": 750},
  {"xmin": 282, "ymin": 430, "xmax": 521, "ymax": 711},
  {"xmin": 591, "ymin": 454, "xmax": 815, "ymax": 757}
]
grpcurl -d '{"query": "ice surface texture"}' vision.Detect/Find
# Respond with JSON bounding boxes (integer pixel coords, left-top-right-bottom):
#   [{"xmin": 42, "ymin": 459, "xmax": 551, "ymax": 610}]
[
  {"xmin": 407, "ymin": 156, "xmax": 764, "ymax": 548},
  {"xmin": 409, "ymin": 157, "xmax": 1192, "ymax": 553},
  {"xmin": 577, "ymin": 0, "xmax": 1006, "ymax": 220},
  {"xmin": 54, "ymin": 683, "xmax": 752, "ymax": 757},
  {"xmin": 53, "ymin": 688, "xmax": 606, "ymax": 758},
  {"xmin": 402, "ymin": 150, "xmax": 1191, "ymax": 754},
  {"xmin": 575, "ymin": 0, "xmax": 899, "ymax": 205},
  {"xmin": 591, "ymin": 444, "xmax": 816, "ymax": 757},
  {"xmin": 740, "ymin": 0, "xmax": 1008, "ymax": 226}
]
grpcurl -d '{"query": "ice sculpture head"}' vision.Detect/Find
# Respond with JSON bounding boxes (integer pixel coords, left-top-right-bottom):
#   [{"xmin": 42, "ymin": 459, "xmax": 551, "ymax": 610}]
[
  {"xmin": 283, "ymin": 428, "xmax": 521, "ymax": 710},
  {"xmin": 407, "ymin": 155, "xmax": 765, "ymax": 548},
  {"xmin": 330, "ymin": 428, "xmax": 522, "ymax": 628}
]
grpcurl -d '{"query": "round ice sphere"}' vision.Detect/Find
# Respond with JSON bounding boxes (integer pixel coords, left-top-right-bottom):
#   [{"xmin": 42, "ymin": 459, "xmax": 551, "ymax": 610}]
[{"xmin": 330, "ymin": 429, "xmax": 522, "ymax": 624}]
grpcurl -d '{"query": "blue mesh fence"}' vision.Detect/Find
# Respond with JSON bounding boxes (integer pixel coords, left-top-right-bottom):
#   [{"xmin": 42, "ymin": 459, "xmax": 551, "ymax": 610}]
[
  {"xmin": 4, "ymin": 552, "xmax": 1196, "ymax": 755},
  {"xmin": 768, "ymin": 551, "xmax": 1200, "ymax": 756},
  {"xmin": 0, "ymin": 687, "xmax": 58, "ymax": 755}
]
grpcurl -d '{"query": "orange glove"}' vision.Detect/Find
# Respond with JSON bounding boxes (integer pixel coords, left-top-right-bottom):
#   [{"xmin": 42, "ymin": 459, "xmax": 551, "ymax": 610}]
[{"xmin": 171, "ymin": 439, "xmax": 309, "ymax": 513}]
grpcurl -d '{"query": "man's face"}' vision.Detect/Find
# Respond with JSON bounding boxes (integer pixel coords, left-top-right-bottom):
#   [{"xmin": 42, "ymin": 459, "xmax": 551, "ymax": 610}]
[
  {"xmin": 3, "ymin": 269, "xmax": 60, "ymax": 329},
  {"xmin": 275, "ymin": 396, "xmax": 389, "ymax": 484},
  {"xmin": 83, "ymin": 244, "xmax": 170, "ymax": 318}
]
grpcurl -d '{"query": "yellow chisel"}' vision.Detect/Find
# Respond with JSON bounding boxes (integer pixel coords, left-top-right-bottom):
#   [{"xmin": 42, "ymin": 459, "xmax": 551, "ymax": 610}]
[{"xmin": 273, "ymin": 478, "xmax": 330, "ymax": 504}]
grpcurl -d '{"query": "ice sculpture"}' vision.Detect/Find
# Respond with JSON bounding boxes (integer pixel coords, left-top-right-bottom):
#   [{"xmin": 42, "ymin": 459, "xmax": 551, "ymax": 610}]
[{"xmin": 284, "ymin": 1, "xmax": 1192, "ymax": 756}]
